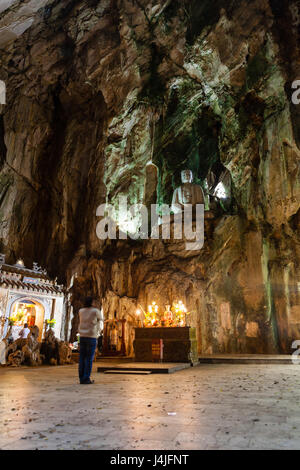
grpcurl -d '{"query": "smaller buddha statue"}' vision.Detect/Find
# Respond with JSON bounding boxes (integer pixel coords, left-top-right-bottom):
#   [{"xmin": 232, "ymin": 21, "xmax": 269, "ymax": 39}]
[{"xmin": 110, "ymin": 321, "xmax": 118, "ymax": 351}]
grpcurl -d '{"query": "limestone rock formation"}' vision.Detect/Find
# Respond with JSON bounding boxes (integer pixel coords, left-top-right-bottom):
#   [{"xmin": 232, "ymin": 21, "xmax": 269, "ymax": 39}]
[
  {"xmin": 6, "ymin": 325, "xmax": 42, "ymax": 366},
  {"xmin": 41, "ymin": 328, "xmax": 73, "ymax": 365},
  {"xmin": 0, "ymin": 0, "xmax": 49, "ymax": 46},
  {"xmin": 0, "ymin": 0, "xmax": 299, "ymax": 354},
  {"xmin": 4, "ymin": 325, "xmax": 72, "ymax": 366}
]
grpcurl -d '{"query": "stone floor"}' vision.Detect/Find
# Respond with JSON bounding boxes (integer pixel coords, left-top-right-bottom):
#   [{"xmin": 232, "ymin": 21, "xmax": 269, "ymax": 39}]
[{"xmin": 1, "ymin": 362, "xmax": 300, "ymax": 450}]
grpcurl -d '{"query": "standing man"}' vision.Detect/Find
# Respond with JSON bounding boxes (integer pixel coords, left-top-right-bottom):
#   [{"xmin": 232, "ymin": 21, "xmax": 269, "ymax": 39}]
[
  {"xmin": 78, "ymin": 297, "xmax": 102, "ymax": 384},
  {"xmin": 19, "ymin": 323, "xmax": 31, "ymax": 339}
]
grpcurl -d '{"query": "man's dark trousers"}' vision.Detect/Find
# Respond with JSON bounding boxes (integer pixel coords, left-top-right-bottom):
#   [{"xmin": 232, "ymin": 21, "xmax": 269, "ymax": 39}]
[{"xmin": 79, "ymin": 337, "xmax": 97, "ymax": 384}]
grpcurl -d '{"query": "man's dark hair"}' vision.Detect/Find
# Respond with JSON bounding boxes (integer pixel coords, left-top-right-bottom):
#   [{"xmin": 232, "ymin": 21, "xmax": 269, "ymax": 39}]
[
  {"xmin": 24, "ymin": 323, "xmax": 28, "ymax": 328},
  {"xmin": 84, "ymin": 296, "xmax": 93, "ymax": 308}
]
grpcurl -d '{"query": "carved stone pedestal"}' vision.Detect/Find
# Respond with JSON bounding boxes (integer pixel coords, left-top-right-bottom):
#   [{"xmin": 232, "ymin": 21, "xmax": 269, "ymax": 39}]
[{"xmin": 134, "ymin": 327, "xmax": 198, "ymax": 364}]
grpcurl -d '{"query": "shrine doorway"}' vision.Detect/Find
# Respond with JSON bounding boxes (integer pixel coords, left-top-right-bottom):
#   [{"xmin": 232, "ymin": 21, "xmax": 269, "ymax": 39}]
[{"xmin": 9, "ymin": 297, "xmax": 46, "ymax": 341}]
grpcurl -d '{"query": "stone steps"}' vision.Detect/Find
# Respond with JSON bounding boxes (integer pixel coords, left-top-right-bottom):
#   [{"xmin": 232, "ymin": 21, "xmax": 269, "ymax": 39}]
[
  {"xmin": 198, "ymin": 354, "xmax": 294, "ymax": 364},
  {"xmin": 103, "ymin": 370, "xmax": 152, "ymax": 375},
  {"xmin": 97, "ymin": 362, "xmax": 192, "ymax": 374}
]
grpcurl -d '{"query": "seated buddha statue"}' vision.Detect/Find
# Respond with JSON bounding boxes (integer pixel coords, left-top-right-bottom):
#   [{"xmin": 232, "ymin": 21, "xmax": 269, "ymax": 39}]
[{"xmin": 171, "ymin": 169, "xmax": 205, "ymax": 214}]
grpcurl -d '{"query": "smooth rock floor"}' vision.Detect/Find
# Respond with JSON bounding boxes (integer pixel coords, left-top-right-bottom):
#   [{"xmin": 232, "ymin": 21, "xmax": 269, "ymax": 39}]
[{"xmin": 1, "ymin": 363, "xmax": 300, "ymax": 450}]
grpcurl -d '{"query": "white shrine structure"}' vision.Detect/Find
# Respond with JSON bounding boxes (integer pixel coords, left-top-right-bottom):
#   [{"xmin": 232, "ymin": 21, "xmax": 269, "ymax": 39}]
[{"xmin": 0, "ymin": 255, "xmax": 65, "ymax": 342}]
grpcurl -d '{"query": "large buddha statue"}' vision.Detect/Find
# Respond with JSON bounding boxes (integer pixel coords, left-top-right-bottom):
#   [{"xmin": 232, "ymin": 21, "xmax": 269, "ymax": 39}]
[{"xmin": 171, "ymin": 169, "xmax": 205, "ymax": 214}]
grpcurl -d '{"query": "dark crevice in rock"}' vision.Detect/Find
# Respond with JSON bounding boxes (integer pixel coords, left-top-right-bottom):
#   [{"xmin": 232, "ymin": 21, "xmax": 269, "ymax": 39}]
[
  {"xmin": 288, "ymin": 208, "xmax": 300, "ymax": 234},
  {"xmin": 269, "ymin": 0, "xmax": 300, "ymax": 148},
  {"xmin": 154, "ymin": 101, "xmax": 222, "ymax": 205},
  {"xmin": 184, "ymin": 0, "xmax": 243, "ymax": 44},
  {"xmin": 138, "ymin": 42, "xmax": 166, "ymax": 106}
]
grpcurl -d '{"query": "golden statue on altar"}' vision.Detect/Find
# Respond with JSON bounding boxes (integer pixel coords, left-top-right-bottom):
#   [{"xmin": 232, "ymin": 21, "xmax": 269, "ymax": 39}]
[{"xmin": 142, "ymin": 301, "xmax": 189, "ymax": 328}]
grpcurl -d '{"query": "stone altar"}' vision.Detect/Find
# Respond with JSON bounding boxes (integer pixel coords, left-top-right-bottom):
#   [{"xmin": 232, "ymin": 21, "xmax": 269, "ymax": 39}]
[{"xmin": 134, "ymin": 327, "xmax": 198, "ymax": 364}]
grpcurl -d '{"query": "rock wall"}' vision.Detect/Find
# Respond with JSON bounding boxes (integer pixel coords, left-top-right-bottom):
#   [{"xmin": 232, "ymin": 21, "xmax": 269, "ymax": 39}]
[{"xmin": 0, "ymin": 0, "xmax": 299, "ymax": 354}]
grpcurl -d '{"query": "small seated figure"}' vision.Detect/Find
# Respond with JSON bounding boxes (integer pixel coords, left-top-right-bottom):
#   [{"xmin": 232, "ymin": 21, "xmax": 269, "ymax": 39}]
[
  {"xmin": 110, "ymin": 322, "xmax": 118, "ymax": 351},
  {"xmin": 171, "ymin": 169, "xmax": 205, "ymax": 214}
]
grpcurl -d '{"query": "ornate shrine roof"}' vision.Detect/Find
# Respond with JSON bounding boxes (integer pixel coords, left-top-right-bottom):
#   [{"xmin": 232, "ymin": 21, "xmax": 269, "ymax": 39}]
[{"xmin": 0, "ymin": 255, "xmax": 64, "ymax": 296}]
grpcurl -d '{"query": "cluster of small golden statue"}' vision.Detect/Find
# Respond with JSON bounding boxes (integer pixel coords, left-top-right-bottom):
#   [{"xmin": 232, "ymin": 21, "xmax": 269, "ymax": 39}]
[
  {"xmin": 137, "ymin": 301, "xmax": 190, "ymax": 327},
  {"xmin": 8, "ymin": 306, "xmax": 29, "ymax": 326}
]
